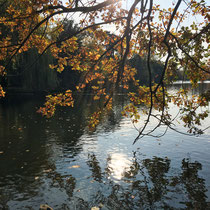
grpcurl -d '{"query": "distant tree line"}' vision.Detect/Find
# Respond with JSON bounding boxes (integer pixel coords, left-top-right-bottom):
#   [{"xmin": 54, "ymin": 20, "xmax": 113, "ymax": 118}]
[
  {"xmin": 1, "ymin": 15, "xmax": 193, "ymax": 94},
  {"xmin": 129, "ymin": 54, "xmax": 164, "ymax": 86}
]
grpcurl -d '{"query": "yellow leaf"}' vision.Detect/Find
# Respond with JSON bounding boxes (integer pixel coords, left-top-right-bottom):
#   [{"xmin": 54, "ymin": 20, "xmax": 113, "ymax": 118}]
[{"xmin": 68, "ymin": 165, "xmax": 80, "ymax": 169}]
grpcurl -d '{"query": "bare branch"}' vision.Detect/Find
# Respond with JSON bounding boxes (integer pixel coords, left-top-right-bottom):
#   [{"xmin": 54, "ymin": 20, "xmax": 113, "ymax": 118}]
[
  {"xmin": 170, "ymin": 32, "xmax": 210, "ymax": 74},
  {"xmin": 133, "ymin": 0, "xmax": 153, "ymax": 144},
  {"xmin": 37, "ymin": 0, "xmax": 119, "ymax": 14}
]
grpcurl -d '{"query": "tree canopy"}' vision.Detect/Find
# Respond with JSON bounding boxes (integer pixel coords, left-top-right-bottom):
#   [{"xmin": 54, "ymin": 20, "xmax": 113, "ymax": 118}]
[{"xmin": 0, "ymin": 0, "xmax": 209, "ymax": 143}]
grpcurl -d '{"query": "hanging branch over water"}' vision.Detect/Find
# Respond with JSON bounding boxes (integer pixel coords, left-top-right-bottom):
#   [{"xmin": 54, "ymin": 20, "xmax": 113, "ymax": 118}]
[{"xmin": 0, "ymin": 0, "xmax": 209, "ymax": 141}]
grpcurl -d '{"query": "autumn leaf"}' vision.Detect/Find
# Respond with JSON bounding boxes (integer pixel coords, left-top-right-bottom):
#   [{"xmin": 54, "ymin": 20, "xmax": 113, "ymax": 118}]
[{"xmin": 68, "ymin": 165, "xmax": 80, "ymax": 169}]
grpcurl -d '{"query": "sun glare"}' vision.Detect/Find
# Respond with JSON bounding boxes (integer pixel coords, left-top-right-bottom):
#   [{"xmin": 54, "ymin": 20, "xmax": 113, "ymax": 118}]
[{"xmin": 107, "ymin": 153, "xmax": 132, "ymax": 181}]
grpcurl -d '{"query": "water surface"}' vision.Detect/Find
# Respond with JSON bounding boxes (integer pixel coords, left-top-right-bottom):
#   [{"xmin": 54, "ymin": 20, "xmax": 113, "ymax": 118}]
[{"xmin": 0, "ymin": 84, "xmax": 210, "ymax": 209}]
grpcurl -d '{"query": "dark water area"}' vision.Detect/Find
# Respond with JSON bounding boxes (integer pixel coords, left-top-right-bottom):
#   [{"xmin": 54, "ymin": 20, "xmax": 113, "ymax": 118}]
[{"xmin": 0, "ymin": 84, "xmax": 210, "ymax": 209}]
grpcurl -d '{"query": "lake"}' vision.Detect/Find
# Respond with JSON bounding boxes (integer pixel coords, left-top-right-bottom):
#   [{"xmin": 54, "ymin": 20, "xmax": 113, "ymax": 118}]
[{"xmin": 0, "ymin": 83, "xmax": 210, "ymax": 210}]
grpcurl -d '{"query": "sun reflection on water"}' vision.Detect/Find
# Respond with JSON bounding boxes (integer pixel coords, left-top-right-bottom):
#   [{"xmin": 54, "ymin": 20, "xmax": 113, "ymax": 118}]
[{"xmin": 107, "ymin": 153, "xmax": 132, "ymax": 181}]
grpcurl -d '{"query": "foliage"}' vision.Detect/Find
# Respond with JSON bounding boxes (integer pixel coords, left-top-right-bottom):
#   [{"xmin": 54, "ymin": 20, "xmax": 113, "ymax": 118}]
[
  {"xmin": 37, "ymin": 90, "xmax": 74, "ymax": 117},
  {"xmin": 0, "ymin": 0, "xmax": 209, "ymax": 142}
]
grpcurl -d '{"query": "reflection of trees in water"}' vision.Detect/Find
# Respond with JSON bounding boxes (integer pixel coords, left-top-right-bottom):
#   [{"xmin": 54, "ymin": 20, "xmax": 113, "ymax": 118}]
[
  {"xmin": 87, "ymin": 154, "xmax": 103, "ymax": 183},
  {"xmin": 1, "ymin": 149, "xmax": 208, "ymax": 209},
  {"xmin": 84, "ymin": 152, "xmax": 208, "ymax": 209},
  {"xmin": 79, "ymin": 94, "xmax": 128, "ymax": 133},
  {"xmin": 0, "ymin": 95, "xmax": 89, "ymax": 209},
  {"xmin": 0, "ymin": 94, "xmax": 128, "ymax": 209},
  {"xmin": 171, "ymin": 158, "xmax": 208, "ymax": 209},
  {"xmin": 101, "ymin": 95, "xmax": 128, "ymax": 132},
  {"xmin": 1, "ymin": 95, "xmax": 209, "ymax": 209},
  {"xmin": 45, "ymin": 168, "xmax": 76, "ymax": 199}
]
